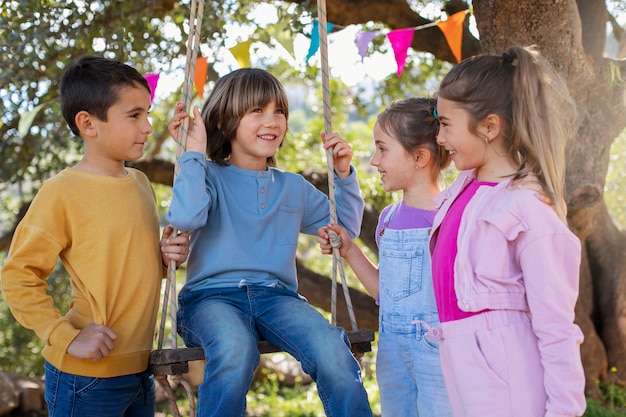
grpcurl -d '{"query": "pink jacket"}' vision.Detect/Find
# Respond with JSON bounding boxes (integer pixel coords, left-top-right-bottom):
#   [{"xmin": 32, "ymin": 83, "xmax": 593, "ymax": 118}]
[{"xmin": 430, "ymin": 169, "xmax": 586, "ymax": 416}]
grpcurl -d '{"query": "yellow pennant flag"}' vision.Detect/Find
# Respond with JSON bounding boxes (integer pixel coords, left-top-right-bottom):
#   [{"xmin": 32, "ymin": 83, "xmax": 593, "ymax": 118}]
[
  {"xmin": 229, "ymin": 39, "xmax": 252, "ymax": 68},
  {"xmin": 436, "ymin": 10, "xmax": 468, "ymax": 63},
  {"xmin": 266, "ymin": 21, "xmax": 295, "ymax": 59}
]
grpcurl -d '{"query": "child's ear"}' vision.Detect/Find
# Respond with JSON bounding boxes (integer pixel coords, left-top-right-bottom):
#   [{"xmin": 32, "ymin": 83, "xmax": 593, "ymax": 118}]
[
  {"xmin": 484, "ymin": 113, "xmax": 502, "ymax": 142},
  {"xmin": 415, "ymin": 148, "xmax": 432, "ymax": 169},
  {"xmin": 75, "ymin": 111, "xmax": 97, "ymax": 138}
]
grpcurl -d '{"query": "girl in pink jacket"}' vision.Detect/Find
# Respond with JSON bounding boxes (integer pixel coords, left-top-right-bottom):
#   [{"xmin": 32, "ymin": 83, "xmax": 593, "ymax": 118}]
[{"xmin": 431, "ymin": 45, "xmax": 586, "ymax": 417}]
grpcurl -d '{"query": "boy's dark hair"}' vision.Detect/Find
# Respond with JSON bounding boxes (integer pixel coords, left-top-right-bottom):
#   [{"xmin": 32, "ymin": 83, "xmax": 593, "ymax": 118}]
[
  {"xmin": 60, "ymin": 55, "xmax": 151, "ymax": 136},
  {"xmin": 200, "ymin": 68, "xmax": 289, "ymax": 167}
]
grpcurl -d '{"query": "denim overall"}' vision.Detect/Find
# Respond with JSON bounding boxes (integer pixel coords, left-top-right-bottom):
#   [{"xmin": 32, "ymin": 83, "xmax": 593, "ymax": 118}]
[{"xmin": 377, "ymin": 203, "xmax": 452, "ymax": 417}]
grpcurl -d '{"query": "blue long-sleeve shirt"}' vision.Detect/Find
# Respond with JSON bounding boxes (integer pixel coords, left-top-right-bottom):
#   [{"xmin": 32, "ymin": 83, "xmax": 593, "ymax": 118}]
[{"xmin": 167, "ymin": 151, "xmax": 364, "ymax": 293}]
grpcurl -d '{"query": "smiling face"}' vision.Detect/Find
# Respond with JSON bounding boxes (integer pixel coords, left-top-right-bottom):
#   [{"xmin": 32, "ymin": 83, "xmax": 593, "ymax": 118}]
[
  {"xmin": 369, "ymin": 122, "xmax": 419, "ymax": 193},
  {"xmin": 435, "ymin": 96, "xmax": 490, "ymax": 173},
  {"xmin": 436, "ymin": 96, "xmax": 519, "ymax": 181},
  {"xmin": 228, "ymin": 101, "xmax": 287, "ymax": 170}
]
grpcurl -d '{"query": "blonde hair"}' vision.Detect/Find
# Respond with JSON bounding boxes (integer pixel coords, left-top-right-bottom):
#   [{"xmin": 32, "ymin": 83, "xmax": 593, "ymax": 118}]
[
  {"xmin": 200, "ymin": 68, "xmax": 289, "ymax": 167},
  {"xmin": 437, "ymin": 45, "xmax": 576, "ymax": 222}
]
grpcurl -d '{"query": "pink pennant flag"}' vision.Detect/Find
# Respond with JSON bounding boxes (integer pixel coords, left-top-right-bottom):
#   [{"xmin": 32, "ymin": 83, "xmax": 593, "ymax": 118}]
[
  {"xmin": 355, "ymin": 31, "xmax": 377, "ymax": 62},
  {"xmin": 387, "ymin": 28, "xmax": 414, "ymax": 77},
  {"xmin": 144, "ymin": 73, "xmax": 160, "ymax": 102}
]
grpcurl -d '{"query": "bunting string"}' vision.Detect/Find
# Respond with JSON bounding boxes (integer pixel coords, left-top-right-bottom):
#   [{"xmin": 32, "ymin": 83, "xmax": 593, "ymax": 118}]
[{"xmin": 148, "ymin": 10, "xmax": 469, "ymax": 100}]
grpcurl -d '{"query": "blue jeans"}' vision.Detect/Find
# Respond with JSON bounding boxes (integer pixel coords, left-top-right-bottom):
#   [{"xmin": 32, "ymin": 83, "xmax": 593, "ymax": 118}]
[
  {"xmin": 377, "ymin": 223, "xmax": 452, "ymax": 417},
  {"xmin": 44, "ymin": 361, "xmax": 155, "ymax": 417},
  {"xmin": 177, "ymin": 285, "xmax": 373, "ymax": 417}
]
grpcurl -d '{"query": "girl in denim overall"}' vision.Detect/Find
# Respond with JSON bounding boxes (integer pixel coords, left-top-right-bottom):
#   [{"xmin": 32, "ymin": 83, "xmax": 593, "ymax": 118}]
[{"xmin": 318, "ymin": 97, "xmax": 452, "ymax": 417}]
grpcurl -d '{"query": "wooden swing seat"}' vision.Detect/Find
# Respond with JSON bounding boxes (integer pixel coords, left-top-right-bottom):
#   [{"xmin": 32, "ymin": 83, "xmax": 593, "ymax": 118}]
[{"xmin": 149, "ymin": 328, "xmax": 375, "ymax": 376}]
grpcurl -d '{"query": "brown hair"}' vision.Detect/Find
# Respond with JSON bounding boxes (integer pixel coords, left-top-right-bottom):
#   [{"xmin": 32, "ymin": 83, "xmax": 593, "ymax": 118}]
[
  {"xmin": 60, "ymin": 55, "xmax": 151, "ymax": 137},
  {"xmin": 200, "ymin": 68, "xmax": 289, "ymax": 167},
  {"xmin": 437, "ymin": 45, "xmax": 576, "ymax": 221},
  {"xmin": 376, "ymin": 97, "xmax": 451, "ymax": 179}
]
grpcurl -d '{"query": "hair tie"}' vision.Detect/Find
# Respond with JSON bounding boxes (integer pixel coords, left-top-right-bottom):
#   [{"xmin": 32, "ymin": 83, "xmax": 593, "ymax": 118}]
[
  {"xmin": 433, "ymin": 107, "xmax": 439, "ymax": 120},
  {"xmin": 502, "ymin": 52, "xmax": 513, "ymax": 63}
]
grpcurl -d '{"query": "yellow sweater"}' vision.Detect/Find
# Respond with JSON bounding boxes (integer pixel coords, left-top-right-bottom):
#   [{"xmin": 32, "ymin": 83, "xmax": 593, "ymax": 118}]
[{"xmin": 1, "ymin": 168, "xmax": 163, "ymax": 377}]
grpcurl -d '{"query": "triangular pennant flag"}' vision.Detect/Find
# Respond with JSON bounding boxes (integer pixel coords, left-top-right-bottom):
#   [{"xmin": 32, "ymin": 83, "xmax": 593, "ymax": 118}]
[
  {"xmin": 305, "ymin": 19, "xmax": 335, "ymax": 63},
  {"xmin": 194, "ymin": 57, "xmax": 209, "ymax": 98},
  {"xmin": 355, "ymin": 31, "xmax": 377, "ymax": 62},
  {"xmin": 229, "ymin": 39, "xmax": 252, "ymax": 68},
  {"xmin": 387, "ymin": 28, "xmax": 414, "ymax": 77},
  {"xmin": 305, "ymin": 20, "xmax": 320, "ymax": 62},
  {"xmin": 144, "ymin": 73, "xmax": 160, "ymax": 102},
  {"xmin": 267, "ymin": 21, "xmax": 295, "ymax": 59},
  {"xmin": 436, "ymin": 10, "xmax": 468, "ymax": 63}
]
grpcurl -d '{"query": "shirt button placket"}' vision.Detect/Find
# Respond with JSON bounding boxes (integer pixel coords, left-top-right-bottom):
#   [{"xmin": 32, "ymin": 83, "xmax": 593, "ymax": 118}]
[{"xmin": 258, "ymin": 172, "xmax": 267, "ymax": 210}]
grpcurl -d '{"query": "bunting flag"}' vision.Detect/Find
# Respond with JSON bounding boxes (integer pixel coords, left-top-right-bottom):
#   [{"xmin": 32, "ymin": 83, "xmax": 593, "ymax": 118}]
[
  {"xmin": 387, "ymin": 28, "xmax": 414, "ymax": 76},
  {"xmin": 355, "ymin": 30, "xmax": 377, "ymax": 62},
  {"xmin": 194, "ymin": 57, "xmax": 209, "ymax": 97},
  {"xmin": 144, "ymin": 73, "xmax": 160, "ymax": 102},
  {"xmin": 229, "ymin": 39, "xmax": 252, "ymax": 68},
  {"xmin": 305, "ymin": 19, "xmax": 335, "ymax": 62},
  {"xmin": 266, "ymin": 20, "xmax": 295, "ymax": 59},
  {"xmin": 306, "ymin": 20, "xmax": 320, "ymax": 62},
  {"xmin": 145, "ymin": 11, "xmax": 469, "ymax": 99},
  {"xmin": 436, "ymin": 10, "xmax": 468, "ymax": 63}
]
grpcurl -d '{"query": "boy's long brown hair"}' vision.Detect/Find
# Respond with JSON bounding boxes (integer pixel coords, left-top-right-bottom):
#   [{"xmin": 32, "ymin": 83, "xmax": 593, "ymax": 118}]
[{"xmin": 200, "ymin": 68, "xmax": 290, "ymax": 167}]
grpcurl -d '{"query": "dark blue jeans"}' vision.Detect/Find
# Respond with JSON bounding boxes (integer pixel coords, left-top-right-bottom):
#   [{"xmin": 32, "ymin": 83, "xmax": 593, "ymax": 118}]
[
  {"xmin": 44, "ymin": 361, "xmax": 155, "ymax": 417},
  {"xmin": 177, "ymin": 285, "xmax": 373, "ymax": 417}
]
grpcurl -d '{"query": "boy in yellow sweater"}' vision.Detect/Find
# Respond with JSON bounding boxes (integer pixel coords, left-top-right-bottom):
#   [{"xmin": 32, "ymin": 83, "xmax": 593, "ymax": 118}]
[{"xmin": 1, "ymin": 55, "xmax": 190, "ymax": 416}]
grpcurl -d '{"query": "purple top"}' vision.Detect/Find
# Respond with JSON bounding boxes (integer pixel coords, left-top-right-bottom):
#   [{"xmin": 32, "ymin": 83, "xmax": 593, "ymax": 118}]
[{"xmin": 375, "ymin": 201, "xmax": 436, "ymax": 247}]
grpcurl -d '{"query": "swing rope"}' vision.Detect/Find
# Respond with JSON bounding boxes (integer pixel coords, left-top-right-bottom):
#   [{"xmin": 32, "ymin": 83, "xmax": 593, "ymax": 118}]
[
  {"xmin": 157, "ymin": 0, "xmax": 204, "ymax": 353},
  {"xmin": 156, "ymin": 1, "xmax": 204, "ymax": 416},
  {"xmin": 316, "ymin": 0, "xmax": 358, "ymax": 331},
  {"xmin": 153, "ymin": 1, "xmax": 367, "ymax": 414}
]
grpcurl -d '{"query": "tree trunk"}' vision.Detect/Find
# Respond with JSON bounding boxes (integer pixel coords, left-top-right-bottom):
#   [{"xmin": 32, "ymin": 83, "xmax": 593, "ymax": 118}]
[{"xmin": 296, "ymin": 259, "xmax": 379, "ymax": 332}]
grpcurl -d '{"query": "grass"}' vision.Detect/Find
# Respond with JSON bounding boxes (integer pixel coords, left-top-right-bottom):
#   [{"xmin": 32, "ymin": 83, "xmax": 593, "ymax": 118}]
[
  {"xmin": 157, "ymin": 358, "xmax": 624, "ymax": 417},
  {"xmin": 245, "ymin": 360, "xmax": 381, "ymax": 417},
  {"xmin": 584, "ymin": 367, "xmax": 626, "ymax": 417}
]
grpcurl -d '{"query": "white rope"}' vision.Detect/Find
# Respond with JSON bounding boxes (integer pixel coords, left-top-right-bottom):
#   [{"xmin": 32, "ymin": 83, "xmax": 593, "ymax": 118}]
[{"xmin": 316, "ymin": 0, "xmax": 358, "ymax": 331}]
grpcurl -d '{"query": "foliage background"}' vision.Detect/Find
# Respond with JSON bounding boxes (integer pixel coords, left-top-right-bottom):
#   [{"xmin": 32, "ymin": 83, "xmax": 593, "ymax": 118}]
[{"xmin": 1, "ymin": 0, "xmax": 626, "ymax": 415}]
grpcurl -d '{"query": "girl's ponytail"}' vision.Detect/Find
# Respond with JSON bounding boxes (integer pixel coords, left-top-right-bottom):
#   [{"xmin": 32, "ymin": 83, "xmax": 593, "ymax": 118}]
[
  {"xmin": 437, "ymin": 45, "xmax": 576, "ymax": 222},
  {"xmin": 506, "ymin": 45, "xmax": 576, "ymax": 222}
]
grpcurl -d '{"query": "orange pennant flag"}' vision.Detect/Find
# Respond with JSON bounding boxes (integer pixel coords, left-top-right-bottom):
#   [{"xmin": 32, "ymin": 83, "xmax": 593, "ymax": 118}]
[
  {"xmin": 436, "ymin": 10, "xmax": 468, "ymax": 63},
  {"xmin": 194, "ymin": 57, "xmax": 209, "ymax": 98}
]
